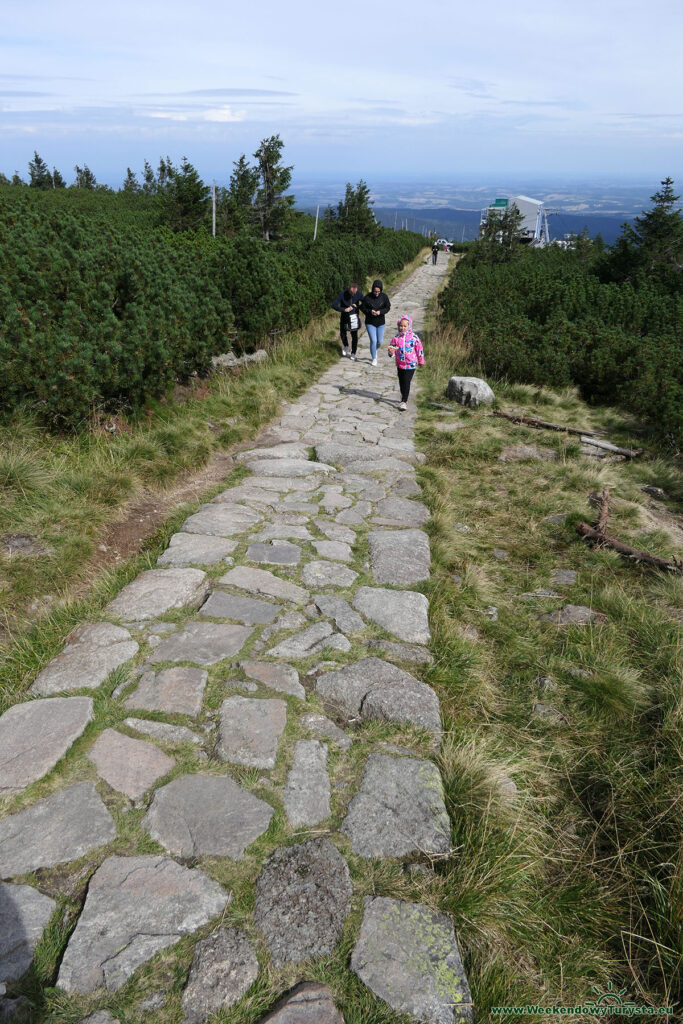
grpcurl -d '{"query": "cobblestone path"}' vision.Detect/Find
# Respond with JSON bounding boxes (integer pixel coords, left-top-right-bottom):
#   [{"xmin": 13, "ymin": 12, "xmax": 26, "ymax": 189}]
[{"xmin": 0, "ymin": 252, "xmax": 473, "ymax": 1023}]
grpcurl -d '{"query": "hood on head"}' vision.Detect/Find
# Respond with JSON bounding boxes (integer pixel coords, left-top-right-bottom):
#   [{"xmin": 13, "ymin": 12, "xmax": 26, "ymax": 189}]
[
  {"xmin": 372, "ymin": 279, "xmax": 383, "ymax": 292},
  {"xmin": 397, "ymin": 313, "xmax": 413, "ymax": 329}
]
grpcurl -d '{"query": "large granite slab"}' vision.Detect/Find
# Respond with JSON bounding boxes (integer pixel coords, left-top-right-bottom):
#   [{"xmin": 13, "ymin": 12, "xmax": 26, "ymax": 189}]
[
  {"xmin": 142, "ymin": 774, "xmax": 274, "ymax": 859},
  {"xmin": 373, "ymin": 497, "xmax": 430, "ymax": 525},
  {"xmin": 301, "ymin": 561, "xmax": 358, "ymax": 589},
  {"xmin": 240, "ymin": 661, "xmax": 305, "ymax": 698},
  {"xmin": 368, "ymin": 529, "xmax": 430, "ymax": 585},
  {"xmin": 218, "ymin": 697, "xmax": 287, "ymax": 768},
  {"xmin": 0, "ymin": 782, "xmax": 116, "ymax": 878},
  {"xmin": 0, "ymin": 697, "xmax": 94, "ymax": 796},
  {"xmin": 353, "ymin": 587, "xmax": 430, "ymax": 644},
  {"xmin": 29, "ymin": 624, "xmax": 138, "ymax": 696},
  {"xmin": 246, "ymin": 541, "xmax": 302, "ymax": 566},
  {"xmin": 124, "ymin": 667, "xmax": 208, "ymax": 716},
  {"xmin": 351, "ymin": 897, "xmax": 473, "ymax": 1023},
  {"xmin": 236, "ymin": 443, "xmax": 310, "ymax": 462},
  {"xmin": 57, "ymin": 855, "xmax": 229, "ymax": 993},
  {"xmin": 342, "ymin": 754, "xmax": 450, "ymax": 857},
  {"xmin": 147, "ymin": 621, "xmax": 254, "ymax": 665},
  {"xmin": 248, "ymin": 459, "xmax": 334, "ymax": 478},
  {"xmin": 106, "ymin": 568, "xmax": 208, "ymax": 622}
]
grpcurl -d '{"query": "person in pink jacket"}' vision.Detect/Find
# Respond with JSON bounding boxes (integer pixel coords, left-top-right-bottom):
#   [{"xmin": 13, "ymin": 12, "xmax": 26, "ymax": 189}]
[{"xmin": 387, "ymin": 313, "xmax": 425, "ymax": 410}]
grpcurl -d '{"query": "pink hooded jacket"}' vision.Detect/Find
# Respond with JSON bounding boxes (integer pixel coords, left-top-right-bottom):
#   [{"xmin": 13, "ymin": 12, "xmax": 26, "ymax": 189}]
[{"xmin": 388, "ymin": 314, "xmax": 425, "ymax": 370}]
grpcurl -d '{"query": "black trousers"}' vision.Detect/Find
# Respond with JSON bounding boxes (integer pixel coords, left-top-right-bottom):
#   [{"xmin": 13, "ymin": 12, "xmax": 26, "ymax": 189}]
[
  {"xmin": 397, "ymin": 367, "xmax": 415, "ymax": 402},
  {"xmin": 340, "ymin": 325, "xmax": 359, "ymax": 353}
]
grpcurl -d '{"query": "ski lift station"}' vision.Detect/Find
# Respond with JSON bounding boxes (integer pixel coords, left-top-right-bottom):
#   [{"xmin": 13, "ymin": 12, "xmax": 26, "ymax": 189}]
[{"xmin": 480, "ymin": 195, "xmax": 552, "ymax": 246}]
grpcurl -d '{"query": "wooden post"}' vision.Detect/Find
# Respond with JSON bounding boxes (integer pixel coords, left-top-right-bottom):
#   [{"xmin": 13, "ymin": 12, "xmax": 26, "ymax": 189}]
[
  {"xmin": 212, "ymin": 180, "xmax": 216, "ymax": 238},
  {"xmin": 313, "ymin": 204, "xmax": 319, "ymax": 241}
]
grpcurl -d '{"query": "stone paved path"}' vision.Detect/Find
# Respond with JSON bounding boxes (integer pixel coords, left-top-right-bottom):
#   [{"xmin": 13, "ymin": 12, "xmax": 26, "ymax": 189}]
[{"xmin": 0, "ymin": 254, "xmax": 473, "ymax": 1023}]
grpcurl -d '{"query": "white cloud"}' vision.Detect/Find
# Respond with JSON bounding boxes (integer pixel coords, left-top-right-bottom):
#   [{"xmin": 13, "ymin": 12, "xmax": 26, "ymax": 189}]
[{"xmin": 202, "ymin": 105, "xmax": 246, "ymax": 123}]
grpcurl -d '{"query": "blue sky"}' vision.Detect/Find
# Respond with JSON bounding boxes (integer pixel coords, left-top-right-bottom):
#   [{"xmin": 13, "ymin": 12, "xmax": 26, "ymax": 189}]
[{"xmin": 1, "ymin": 0, "xmax": 681, "ymax": 190}]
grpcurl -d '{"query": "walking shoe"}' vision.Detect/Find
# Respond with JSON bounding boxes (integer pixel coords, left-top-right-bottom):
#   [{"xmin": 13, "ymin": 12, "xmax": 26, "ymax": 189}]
[
  {"xmin": 341, "ymin": 349, "xmax": 348, "ymax": 358},
  {"xmin": 350, "ymin": 354, "xmax": 356, "ymax": 361},
  {"xmin": 372, "ymin": 357, "xmax": 377, "ymax": 366},
  {"xmin": 399, "ymin": 401, "xmax": 407, "ymax": 411}
]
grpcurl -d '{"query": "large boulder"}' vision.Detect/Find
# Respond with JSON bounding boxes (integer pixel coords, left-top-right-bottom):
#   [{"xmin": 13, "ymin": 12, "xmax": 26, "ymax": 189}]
[{"xmin": 446, "ymin": 377, "xmax": 494, "ymax": 408}]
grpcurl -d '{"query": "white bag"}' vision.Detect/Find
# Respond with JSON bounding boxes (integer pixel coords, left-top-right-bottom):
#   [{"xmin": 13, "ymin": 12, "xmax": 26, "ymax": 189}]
[{"xmin": 348, "ymin": 312, "xmax": 359, "ymax": 331}]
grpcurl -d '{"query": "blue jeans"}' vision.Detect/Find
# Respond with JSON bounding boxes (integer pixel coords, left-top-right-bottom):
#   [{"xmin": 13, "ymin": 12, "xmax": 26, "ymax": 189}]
[{"xmin": 366, "ymin": 323, "xmax": 385, "ymax": 359}]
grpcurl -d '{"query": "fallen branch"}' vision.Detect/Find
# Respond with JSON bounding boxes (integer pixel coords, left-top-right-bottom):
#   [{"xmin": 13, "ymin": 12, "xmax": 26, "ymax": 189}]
[
  {"xmin": 493, "ymin": 409, "xmax": 598, "ymax": 436},
  {"xmin": 576, "ymin": 522, "xmax": 682, "ymax": 573},
  {"xmin": 579, "ymin": 436, "xmax": 642, "ymax": 458}
]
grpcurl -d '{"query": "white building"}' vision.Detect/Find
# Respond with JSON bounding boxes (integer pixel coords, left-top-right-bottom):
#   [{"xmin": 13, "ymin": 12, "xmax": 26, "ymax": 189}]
[{"xmin": 480, "ymin": 195, "xmax": 551, "ymax": 246}]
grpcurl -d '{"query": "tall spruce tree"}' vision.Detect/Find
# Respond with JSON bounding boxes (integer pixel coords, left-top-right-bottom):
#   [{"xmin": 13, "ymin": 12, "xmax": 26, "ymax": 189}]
[
  {"xmin": 333, "ymin": 180, "xmax": 378, "ymax": 235},
  {"xmin": 74, "ymin": 164, "xmax": 97, "ymax": 189},
  {"xmin": 253, "ymin": 134, "xmax": 293, "ymax": 241},
  {"xmin": 28, "ymin": 151, "xmax": 53, "ymax": 189},
  {"xmin": 52, "ymin": 167, "xmax": 66, "ymax": 188},
  {"xmin": 122, "ymin": 167, "xmax": 140, "ymax": 193},
  {"xmin": 158, "ymin": 157, "xmax": 209, "ymax": 232},
  {"xmin": 633, "ymin": 177, "xmax": 683, "ymax": 278},
  {"xmin": 142, "ymin": 160, "xmax": 157, "ymax": 195},
  {"xmin": 219, "ymin": 154, "xmax": 259, "ymax": 235}
]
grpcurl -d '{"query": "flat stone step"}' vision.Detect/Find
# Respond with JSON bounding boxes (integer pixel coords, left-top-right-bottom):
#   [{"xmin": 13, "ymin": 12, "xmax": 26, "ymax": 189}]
[
  {"xmin": 181, "ymin": 503, "xmax": 263, "ymax": 537},
  {"xmin": 142, "ymin": 774, "xmax": 274, "ymax": 859},
  {"xmin": 353, "ymin": 587, "xmax": 430, "ymax": 644},
  {"xmin": 148, "ymin": 621, "xmax": 254, "ymax": 665},
  {"xmin": 342, "ymin": 753, "xmax": 450, "ymax": 858},
  {"xmin": 301, "ymin": 561, "xmax": 358, "ymax": 589},
  {"xmin": 121, "ymin": 718, "xmax": 203, "ymax": 746},
  {"xmin": 218, "ymin": 697, "xmax": 287, "ymax": 768},
  {"xmin": 240, "ymin": 660, "xmax": 305, "ymax": 698},
  {"xmin": 157, "ymin": 533, "xmax": 237, "ymax": 567},
  {"xmin": 257, "ymin": 982, "xmax": 345, "ymax": 1024},
  {"xmin": 254, "ymin": 839, "xmax": 352, "ymax": 965},
  {"xmin": 181, "ymin": 926, "xmax": 259, "ymax": 1024},
  {"xmin": 220, "ymin": 566, "xmax": 308, "ymax": 605},
  {"xmin": 315, "ymin": 657, "xmax": 441, "ymax": 742},
  {"xmin": 248, "ymin": 459, "xmax": 334, "ymax": 478},
  {"xmin": 314, "ymin": 594, "xmax": 365, "ymax": 633},
  {"xmin": 124, "ymin": 667, "xmax": 208, "ymax": 716},
  {"xmin": 283, "ymin": 740, "xmax": 330, "ymax": 827},
  {"xmin": 199, "ymin": 591, "xmax": 280, "ymax": 624},
  {"xmin": 57, "ymin": 855, "xmax": 229, "ymax": 993},
  {"xmin": 368, "ymin": 529, "xmax": 430, "ymax": 585},
  {"xmin": 87, "ymin": 729, "xmax": 174, "ymax": 800},
  {"xmin": 29, "ymin": 623, "xmax": 138, "ymax": 696},
  {"xmin": 0, "ymin": 782, "xmax": 116, "ymax": 878},
  {"xmin": 0, "ymin": 697, "xmax": 94, "ymax": 796},
  {"xmin": 351, "ymin": 896, "xmax": 473, "ymax": 1023},
  {"xmin": 106, "ymin": 568, "xmax": 208, "ymax": 622},
  {"xmin": 0, "ymin": 882, "xmax": 56, "ymax": 984},
  {"xmin": 246, "ymin": 541, "xmax": 302, "ymax": 565},
  {"xmin": 267, "ymin": 622, "xmax": 349, "ymax": 659}
]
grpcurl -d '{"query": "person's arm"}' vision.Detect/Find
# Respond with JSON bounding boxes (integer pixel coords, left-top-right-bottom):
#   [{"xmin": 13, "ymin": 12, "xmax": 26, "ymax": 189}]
[
  {"xmin": 415, "ymin": 338, "xmax": 425, "ymax": 365},
  {"xmin": 331, "ymin": 291, "xmax": 347, "ymax": 313},
  {"xmin": 382, "ymin": 294, "xmax": 391, "ymax": 313}
]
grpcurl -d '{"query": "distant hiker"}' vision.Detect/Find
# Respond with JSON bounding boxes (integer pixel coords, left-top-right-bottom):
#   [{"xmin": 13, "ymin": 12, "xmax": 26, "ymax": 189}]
[
  {"xmin": 360, "ymin": 279, "xmax": 391, "ymax": 366},
  {"xmin": 431, "ymin": 242, "xmax": 438, "ymax": 264},
  {"xmin": 387, "ymin": 313, "xmax": 424, "ymax": 410},
  {"xmin": 332, "ymin": 282, "xmax": 364, "ymax": 359}
]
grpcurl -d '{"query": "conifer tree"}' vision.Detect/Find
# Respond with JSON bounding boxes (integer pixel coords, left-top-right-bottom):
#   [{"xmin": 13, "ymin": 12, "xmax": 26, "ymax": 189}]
[
  {"xmin": 122, "ymin": 167, "xmax": 140, "ymax": 193},
  {"xmin": 52, "ymin": 167, "xmax": 66, "ymax": 188},
  {"xmin": 28, "ymin": 151, "xmax": 53, "ymax": 189},
  {"xmin": 11, "ymin": 172, "xmax": 25, "ymax": 186},
  {"xmin": 74, "ymin": 164, "xmax": 97, "ymax": 189},
  {"xmin": 633, "ymin": 177, "xmax": 683, "ymax": 277},
  {"xmin": 0, "ymin": 172, "xmax": 10, "ymax": 186},
  {"xmin": 142, "ymin": 160, "xmax": 157, "ymax": 195},
  {"xmin": 158, "ymin": 157, "xmax": 209, "ymax": 232},
  {"xmin": 253, "ymin": 134, "xmax": 293, "ymax": 241},
  {"xmin": 218, "ymin": 155, "xmax": 259, "ymax": 234},
  {"xmin": 333, "ymin": 180, "xmax": 378, "ymax": 235}
]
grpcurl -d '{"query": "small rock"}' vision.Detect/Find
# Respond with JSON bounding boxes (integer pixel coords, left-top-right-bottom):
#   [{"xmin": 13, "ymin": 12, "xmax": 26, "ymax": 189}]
[
  {"xmin": 314, "ymin": 594, "xmax": 365, "ymax": 633},
  {"xmin": 366, "ymin": 639, "xmax": 433, "ymax": 664},
  {"xmin": 533, "ymin": 702, "xmax": 565, "ymax": 723},
  {"xmin": 300, "ymin": 713, "xmax": 352, "ymax": 750},
  {"xmin": 542, "ymin": 513, "xmax": 567, "ymax": 525},
  {"xmin": 254, "ymin": 839, "xmax": 352, "ymax": 965},
  {"xmin": 76, "ymin": 1014, "xmax": 120, "ymax": 1024},
  {"xmin": 485, "ymin": 606, "xmax": 498, "ymax": 621},
  {"xmin": 493, "ymin": 549, "xmax": 508, "ymax": 560},
  {"xmin": 499, "ymin": 444, "xmax": 557, "ymax": 463},
  {"xmin": 181, "ymin": 927, "xmax": 259, "ymax": 1024},
  {"xmin": 446, "ymin": 375, "xmax": 494, "ymax": 409},
  {"xmin": 540, "ymin": 605, "xmax": 606, "ymax": 626},
  {"xmin": 551, "ymin": 569, "xmax": 577, "ymax": 586},
  {"xmin": 520, "ymin": 589, "xmax": 561, "ymax": 600},
  {"xmin": 454, "ymin": 522, "xmax": 471, "ymax": 533},
  {"xmin": 642, "ymin": 485, "xmax": 666, "ymax": 499},
  {"xmin": 536, "ymin": 676, "xmax": 557, "ymax": 693}
]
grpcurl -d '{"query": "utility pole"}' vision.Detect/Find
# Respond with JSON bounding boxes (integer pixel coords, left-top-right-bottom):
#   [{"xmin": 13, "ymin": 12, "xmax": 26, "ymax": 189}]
[
  {"xmin": 313, "ymin": 204, "xmax": 320, "ymax": 241},
  {"xmin": 212, "ymin": 180, "xmax": 216, "ymax": 238},
  {"xmin": 394, "ymin": 210, "xmax": 398, "ymax": 230}
]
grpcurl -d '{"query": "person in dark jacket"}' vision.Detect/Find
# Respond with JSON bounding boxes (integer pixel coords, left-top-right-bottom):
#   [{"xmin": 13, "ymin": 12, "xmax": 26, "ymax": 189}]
[
  {"xmin": 360, "ymin": 279, "xmax": 391, "ymax": 365},
  {"xmin": 432, "ymin": 242, "xmax": 438, "ymax": 264},
  {"xmin": 331, "ymin": 282, "xmax": 363, "ymax": 359}
]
